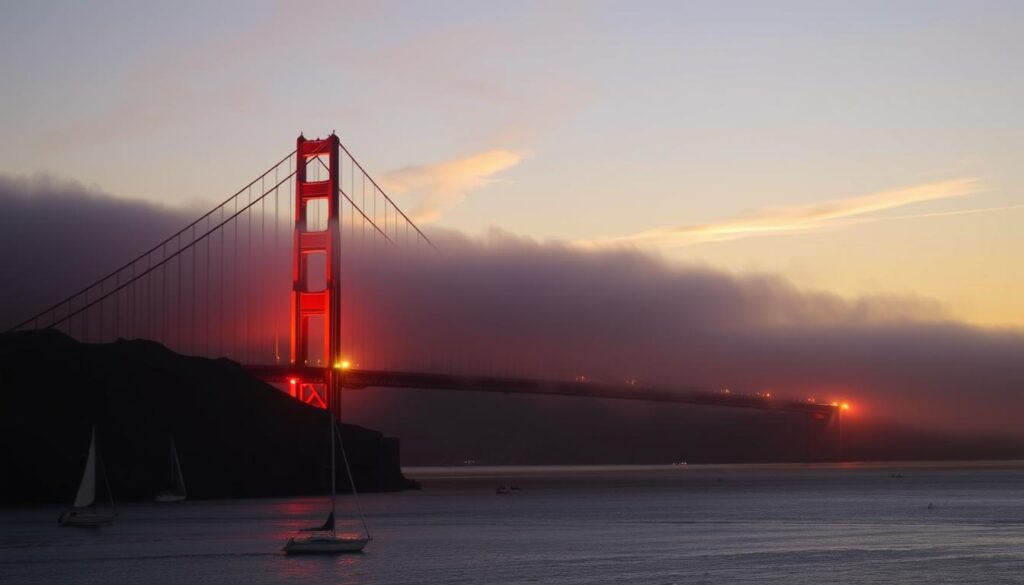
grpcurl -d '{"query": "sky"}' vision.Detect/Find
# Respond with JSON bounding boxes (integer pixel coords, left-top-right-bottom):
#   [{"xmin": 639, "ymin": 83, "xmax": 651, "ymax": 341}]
[{"xmin": 0, "ymin": 0, "xmax": 1021, "ymax": 330}]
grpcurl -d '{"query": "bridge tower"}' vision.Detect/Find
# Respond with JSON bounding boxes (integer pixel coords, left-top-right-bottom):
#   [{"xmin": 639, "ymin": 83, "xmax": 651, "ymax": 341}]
[{"xmin": 290, "ymin": 133, "xmax": 342, "ymax": 409}]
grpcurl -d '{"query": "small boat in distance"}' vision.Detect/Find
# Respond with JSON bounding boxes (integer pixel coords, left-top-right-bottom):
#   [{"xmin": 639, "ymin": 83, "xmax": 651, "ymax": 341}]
[
  {"xmin": 496, "ymin": 483, "xmax": 521, "ymax": 495},
  {"xmin": 154, "ymin": 436, "xmax": 187, "ymax": 503},
  {"xmin": 283, "ymin": 412, "xmax": 371, "ymax": 555},
  {"xmin": 58, "ymin": 427, "xmax": 116, "ymax": 527}
]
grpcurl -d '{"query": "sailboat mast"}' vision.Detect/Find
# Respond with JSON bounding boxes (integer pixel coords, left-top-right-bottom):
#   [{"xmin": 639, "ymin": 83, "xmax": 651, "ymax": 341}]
[
  {"xmin": 171, "ymin": 437, "xmax": 186, "ymax": 497},
  {"xmin": 335, "ymin": 420, "xmax": 372, "ymax": 540},
  {"xmin": 330, "ymin": 411, "xmax": 336, "ymax": 534},
  {"xmin": 97, "ymin": 430, "xmax": 116, "ymax": 513}
]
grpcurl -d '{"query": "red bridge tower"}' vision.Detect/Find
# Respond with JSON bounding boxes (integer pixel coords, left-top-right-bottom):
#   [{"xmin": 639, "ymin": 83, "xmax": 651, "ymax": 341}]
[{"xmin": 289, "ymin": 134, "xmax": 342, "ymax": 409}]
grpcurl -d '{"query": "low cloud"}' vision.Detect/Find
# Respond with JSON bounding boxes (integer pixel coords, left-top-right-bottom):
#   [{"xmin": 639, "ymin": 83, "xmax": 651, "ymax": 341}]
[
  {"xmin": 348, "ymin": 229, "xmax": 1023, "ymax": 439},
  {"xmin": 2, "ymin": 176, "xmax": 1022, "ymax": 447},
  {"xmin": 378, "ymin": 150, "xmax": 524, "ymax": 222},
  {"xmin": 0, "ymin": 174, "xmax": 195, "ymax": 327},
  {"xmin": 580, "ymin": 178, "xmax": 984, "ymax": 249}
]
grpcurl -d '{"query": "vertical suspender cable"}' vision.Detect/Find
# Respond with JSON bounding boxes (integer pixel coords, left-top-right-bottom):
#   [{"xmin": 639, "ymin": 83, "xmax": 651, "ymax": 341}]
[
  {"xmin": 145, "ymin": 256, "xmax": 152, "ymax": 339},
  {"xmin": 161, "ymin": 244, "xmax": 167, "ymax": 346},
  {"xmin": 190, "ymin": 225, "xmax": 196, "ymax": 354},
  {"xmin": 113, "ymin": 272, "xmax": 119, "ymax": 339},
  {"xmin": 260, "ymin": 181, "xmax": 265, "ymax": 364},
  {"xmin": 247, "ymin": 182, "xmax": 253, "ymax": 363},
  {"xmin": 221, "ymin": 206, "xmax": 226, "ymax": 357},
  {"xmin": 97, "ymin": 282, "xmax": 104, "ymax": 341},
  {"xmin": 177, "ymin": 234, "xmax": 182, "ymax": 351},
  {"xmin": 205, "ymin": 216, "xmax": 211, "ymax": 355},
  {"xmin": 233, "ymin": 195, "xmax": 239, "ymax": 357},
  {"xmin": 128, "ymin": 263, "xmax": 135, "ymax": 337},
  {"xmin": 82, "ymin": 290, "xmax": 89, "ymax": 341},
  {"xmin": 274, "ymin": 165, "xmax": 280, "ymax": 363},
  {"xmin": 287, "ymin": 160, "xmax": 293, "ymax": 362}
]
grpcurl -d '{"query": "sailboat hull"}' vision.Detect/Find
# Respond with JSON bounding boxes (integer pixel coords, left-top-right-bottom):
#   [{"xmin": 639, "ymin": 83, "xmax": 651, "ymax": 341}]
[
  {"xmin": 283, "ymin": 535, "xmax": 369, "ymax": 554},
  {"xmin": 58, "ymin": 508, "xmax": 115, "ymax": 527}
]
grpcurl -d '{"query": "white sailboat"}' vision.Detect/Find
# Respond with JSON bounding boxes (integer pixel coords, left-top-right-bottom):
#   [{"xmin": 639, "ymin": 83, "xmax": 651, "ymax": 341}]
[
  {"xmin": 283, "ymin": 413, "xmax": 371, "ymax": 554},
  {"xmin": 58, "ymin": 427, "xmax": 116, "ymax": 527},
  {"xmin": 154, "ymin": 436, "xmax": 187, "ymax": 503}
]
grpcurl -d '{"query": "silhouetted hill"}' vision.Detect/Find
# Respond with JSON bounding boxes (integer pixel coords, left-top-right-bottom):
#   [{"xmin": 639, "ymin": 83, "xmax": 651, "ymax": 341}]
[{"xmin": 0, "ymin": 330, "xmax": 416, "ymax": 505}]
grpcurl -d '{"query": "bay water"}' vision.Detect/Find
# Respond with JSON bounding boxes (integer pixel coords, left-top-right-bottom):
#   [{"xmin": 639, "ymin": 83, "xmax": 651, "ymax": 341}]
[{"xmin": 3, "ymin": 462, "xmax": 1024, "ymax": 584}]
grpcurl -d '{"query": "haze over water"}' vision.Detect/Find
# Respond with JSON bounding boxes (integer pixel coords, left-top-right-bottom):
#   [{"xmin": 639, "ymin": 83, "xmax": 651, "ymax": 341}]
[{"xmin": 4, "ymin": 463, "xmax": 1024, "ymax": 584}]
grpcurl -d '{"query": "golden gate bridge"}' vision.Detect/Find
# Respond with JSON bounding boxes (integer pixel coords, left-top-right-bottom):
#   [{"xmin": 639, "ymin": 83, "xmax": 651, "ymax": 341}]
[{"xmin": 5, "ymin": 133, "xmax": 840, "ymax": 457}]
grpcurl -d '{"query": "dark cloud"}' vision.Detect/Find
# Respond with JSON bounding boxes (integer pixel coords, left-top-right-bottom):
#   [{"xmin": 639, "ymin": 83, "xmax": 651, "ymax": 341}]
[
  {"xmin": 2, "ymin": 175, "xmax": 1022, "ymax": 446},
  {"xmin": 0, "ymin": 174, "xmax": 194, "ymax": 327},
  {"xmin": 349, "ymin": 230, "xmax": 1024, "ymax": 438}
]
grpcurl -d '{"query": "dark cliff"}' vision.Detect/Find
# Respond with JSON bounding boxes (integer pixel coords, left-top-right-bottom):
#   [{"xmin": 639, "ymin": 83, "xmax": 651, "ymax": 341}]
[{"xmin": 0, "ymin": 330, "xmax": 417, "ymax": 505}]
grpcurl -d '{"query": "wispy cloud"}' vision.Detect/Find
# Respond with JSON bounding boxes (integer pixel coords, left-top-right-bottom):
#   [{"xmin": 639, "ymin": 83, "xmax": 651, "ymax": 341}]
[
  {"xmin": 379, "ymin": 150, "xmax": 524, "ymax": 222},
  {"xmin": 579, "ymin": 178, "xmax": 985, "ymax": 249}
]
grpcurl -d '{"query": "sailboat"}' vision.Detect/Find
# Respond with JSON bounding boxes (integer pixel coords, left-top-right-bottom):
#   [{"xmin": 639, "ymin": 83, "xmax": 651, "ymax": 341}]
[
  {"xmin": 283, "ymin": 413, "xmax": 371, "ymax": 554},
  {"xmin": 58, "ymin": 427, "xmax": 116, "ymax": 527},
  {"xmin": 154, "ymin": 436, "xmax": 187, "ymax": 503}
]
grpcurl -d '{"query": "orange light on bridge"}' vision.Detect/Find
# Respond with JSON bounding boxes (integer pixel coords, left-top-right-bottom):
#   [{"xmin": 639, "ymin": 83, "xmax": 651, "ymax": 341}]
[
  {"xmin": 334, "ymin": 360, "xmax": 351, "ymax": 370},
  {"xmin": 829, "ymin": 400, "xmax": 852, "ymax": 412}
]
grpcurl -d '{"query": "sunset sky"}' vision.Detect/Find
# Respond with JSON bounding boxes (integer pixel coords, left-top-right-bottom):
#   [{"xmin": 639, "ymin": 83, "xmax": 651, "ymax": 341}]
[{"xmin": 1, "ymin": 0, "xmax": 1021, "ymax": 328}]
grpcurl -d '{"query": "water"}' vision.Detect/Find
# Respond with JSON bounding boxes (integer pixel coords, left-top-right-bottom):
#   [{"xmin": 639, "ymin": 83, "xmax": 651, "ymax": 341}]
[{"xmin": 4, "ymin": 462, "xmax": 1024, "ymax": 584}]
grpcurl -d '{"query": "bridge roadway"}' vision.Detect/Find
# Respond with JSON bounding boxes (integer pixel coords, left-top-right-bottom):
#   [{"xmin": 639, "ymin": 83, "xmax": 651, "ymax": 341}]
[{"xmin": 246, "ymin": 365, "xmax": 837, "ymax": 418}]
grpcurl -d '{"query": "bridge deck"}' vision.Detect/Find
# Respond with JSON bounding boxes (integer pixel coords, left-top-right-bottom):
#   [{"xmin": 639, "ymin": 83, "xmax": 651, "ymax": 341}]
[{"xmin": 246, "ymin": 365, "xmax": 835, "ymax": 417}]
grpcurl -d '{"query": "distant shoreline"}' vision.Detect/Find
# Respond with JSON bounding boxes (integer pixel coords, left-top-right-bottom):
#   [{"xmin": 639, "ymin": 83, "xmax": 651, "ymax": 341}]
[{"xmin": 404, "ymin": 459, "xmax": 1024, "ymax": 480}]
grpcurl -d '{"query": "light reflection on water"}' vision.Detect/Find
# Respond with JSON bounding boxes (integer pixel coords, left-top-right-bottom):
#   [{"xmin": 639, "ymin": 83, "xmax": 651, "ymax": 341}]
[
  {"xmin": 278, "ymin": 554, "xmax": 365, "ymax": 582},
  {"xmin": 3, "ymin": 463, "xmax": 1024, "ymax": 584}
]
